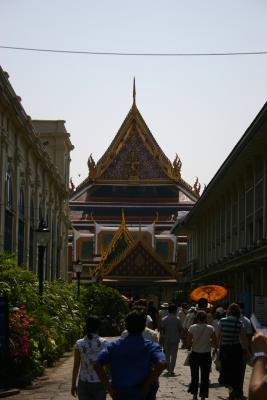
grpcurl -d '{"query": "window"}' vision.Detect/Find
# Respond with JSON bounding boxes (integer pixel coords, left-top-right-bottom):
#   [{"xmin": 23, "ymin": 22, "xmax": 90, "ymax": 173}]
[
  {"xmin": 29, "ymin": 196, "xmax": 34, "ymax": 270},
  {"xmin": 4, "ymin": 172, "xmax": 13, "ymax": 252},
  {"xmin": 155, "ymin": 241, "xmax": 169, "ymax": 260},
  {"xmin": 18, "ymin": 187, "xmax": 25, "ymax": 265},
  {"xmin": 81, "ymin": 240, "xmax": 94, "ymax": 259}
]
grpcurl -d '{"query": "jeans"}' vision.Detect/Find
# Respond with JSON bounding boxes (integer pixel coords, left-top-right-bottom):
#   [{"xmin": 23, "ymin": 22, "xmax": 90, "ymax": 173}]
[
  {"xmin": 78, "ymin": 380, "xmax": 106, "ymax": 400},
  {"xmin": 164, "ymin": 341, "xmax": 179, "ymax": 373},
  {"xmin": 220, "ymin": 343, "xmax": 243, "ymax": 398},
  {"xmin": 188, "ymin": 351, "xmax": 212, "ymax": 398}
]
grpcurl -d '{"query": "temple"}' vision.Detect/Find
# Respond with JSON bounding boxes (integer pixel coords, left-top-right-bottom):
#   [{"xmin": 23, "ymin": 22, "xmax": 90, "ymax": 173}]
[{"xmin": 69, "ymin": 82, "xmax": 199, "ymax": 301}]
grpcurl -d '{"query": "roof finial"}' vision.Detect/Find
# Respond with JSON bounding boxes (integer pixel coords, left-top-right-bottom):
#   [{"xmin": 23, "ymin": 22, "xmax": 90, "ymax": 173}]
[
  {"xmin": 121, "ymin": 208, "xmax": 126, "ymax": 225},
  {"xmin": 133, "ymin": 77, "xmax": 136, "ymax": 105}
]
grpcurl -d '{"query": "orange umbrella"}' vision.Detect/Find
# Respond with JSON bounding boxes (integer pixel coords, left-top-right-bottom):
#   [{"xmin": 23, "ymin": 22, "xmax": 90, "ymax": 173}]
[{"xmin": 189, "ymin": 285, "xmax": 228, "ymax": 303}]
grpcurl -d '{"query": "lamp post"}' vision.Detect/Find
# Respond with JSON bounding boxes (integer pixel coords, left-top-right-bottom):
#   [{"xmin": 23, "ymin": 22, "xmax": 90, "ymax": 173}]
[
  {"xmin": 73, "ymin": 258, "xmax": 83, "ymax": 299},
  {"xmin": 36, "ymin": 220, "xmax": 50, "ymax": 298}
]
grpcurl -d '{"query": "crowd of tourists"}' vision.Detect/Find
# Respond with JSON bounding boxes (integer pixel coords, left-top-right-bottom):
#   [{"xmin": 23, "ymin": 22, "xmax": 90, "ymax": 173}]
[{"xmin": 71, "ymin": 298, "xmax": 267, "ymax": 400}]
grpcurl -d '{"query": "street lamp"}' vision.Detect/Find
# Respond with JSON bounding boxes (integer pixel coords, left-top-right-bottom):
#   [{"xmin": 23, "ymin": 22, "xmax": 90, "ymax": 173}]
[
  {"xmin": 73, "ymin": 258, "xmax": 83, "ymax": 298},
  {"xmin": 36, "ymin": 220, "xmax": 50, "ymax": 298}
]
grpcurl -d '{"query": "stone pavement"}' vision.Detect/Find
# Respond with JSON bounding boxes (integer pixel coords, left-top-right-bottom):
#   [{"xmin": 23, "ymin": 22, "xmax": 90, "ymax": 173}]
[{"xmin": 12, "ymin": 348, "xmax": 251, "ymax": 400}]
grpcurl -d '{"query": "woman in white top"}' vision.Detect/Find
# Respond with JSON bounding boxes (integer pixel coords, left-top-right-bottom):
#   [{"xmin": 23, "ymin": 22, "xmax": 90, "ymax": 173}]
[
  {"xmin": 187, "ymin": 310, "xmax": 216, "ymax": 400},
  {"xmin": 71, "ymin": 316, "xmax": 108, "ymax": 399}
]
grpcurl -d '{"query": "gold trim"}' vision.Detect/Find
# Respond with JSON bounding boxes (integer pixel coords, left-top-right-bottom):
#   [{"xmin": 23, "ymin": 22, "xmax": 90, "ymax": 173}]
[
  {"xmin": 75, "ymin": 103, "xmax": 198, "ymax": 198},
  {"xmin": 99, "ymin": 214, "xmax": 134, "ymax": 263},
  {"xmin": 101, "ymin": 237, "xmax": 176, "ymax": 278}
]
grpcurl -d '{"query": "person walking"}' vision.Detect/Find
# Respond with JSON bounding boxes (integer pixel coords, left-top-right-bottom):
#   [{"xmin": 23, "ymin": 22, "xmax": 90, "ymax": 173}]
[
  {"xmin": 187, "ymin": 310, "xmax": 216, "ymax": 400},
  {"xmin": 147, "ymin": 301, "xmax": 159, "ymax": 331},
  {"xmin": 161, "ymin": 304, "xmax": 184, "ymax": 376},
  {"xmin": 215, "ymin": 303, "xmax": 250, "ymax": 400},
  {"xmin": 178, "ymin": 303, "xmax": 189, "ymax": 348},
  {"xmin": 237, "ymin": 301, "xmax": 253, "ymax": 398},
  {"xmin": 134, "ymin": 298, "xmax": 154, "ymax": 329},
  {"xmin": 71, "ymin": 315, "xmax": 108, "ymax": 400},
  {"xmin": 121, "ymin": 303, "xmax": 159, "ymax": 343},
  {"xmin": 249, "ymin": 332, "xmax": 267, "ymax": 400},
  {"xmin": 94, "ymin": 310, "xmax": 166, "ymax": 400}
]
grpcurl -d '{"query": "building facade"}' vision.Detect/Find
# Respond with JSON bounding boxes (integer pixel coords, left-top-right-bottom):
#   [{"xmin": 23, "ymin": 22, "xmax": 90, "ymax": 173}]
[
  {"xmin": 172, "ymin": 101, "xmax": 267, "ymax": 313},
  {"xmin": 0, "ymin": 66, "xmax": 73, "ymax": 279},
  {"xmin": 69, "ymin": 89, "xmax": 199, "ymax": 302}
]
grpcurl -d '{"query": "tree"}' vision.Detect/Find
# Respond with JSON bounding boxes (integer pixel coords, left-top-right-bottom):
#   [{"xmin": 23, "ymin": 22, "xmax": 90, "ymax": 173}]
[{"xmin": 81, "ymin": 284, "xmax": 129, "ymax": 335}]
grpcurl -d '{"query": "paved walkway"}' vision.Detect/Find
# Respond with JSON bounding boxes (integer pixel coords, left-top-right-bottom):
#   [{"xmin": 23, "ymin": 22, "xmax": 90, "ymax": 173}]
[{"xmin": 13, "ymin": 348, "xmax": 250, "ymax": 400}]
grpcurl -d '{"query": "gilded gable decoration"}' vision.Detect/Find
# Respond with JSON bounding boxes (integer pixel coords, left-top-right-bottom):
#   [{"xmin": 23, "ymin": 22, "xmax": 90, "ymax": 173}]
[
  {"xmin": 172, "ymin": 153, "xmax": 182, "ymax": 180},
  {"xmin": 125, "ymin": 150, "xmax": 140, "ymax": 179},
  {"xmin": 87, "ymin": 153, "xmax": 96, "ymax": 179},
  {"xmin": 69, "ymin": 177, "xmax": 75, "ymax": 193},
  {"xmin": 103, "ymin": 239, "xmax": 176, "ymax": 278},
  {"xmin": 193, "ymin": 176, "xmax": 201, "ymax": 196},
  {"xmin": 73, "ymin": 93, "xmax": 199, "ymax": 200},
  {"xmin": 133, "ymin": 77, "xmax": 136, "ymax": 105},
  {"xmin": 98, "ymin": 211, "xmax": 134, "ymax": 275}
]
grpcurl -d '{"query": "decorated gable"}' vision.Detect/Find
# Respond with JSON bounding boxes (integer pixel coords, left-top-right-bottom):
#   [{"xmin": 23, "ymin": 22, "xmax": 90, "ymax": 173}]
[
  {"xmin": 99, "ymin": 219, "xmax": 134, "ymax": 275},
  {"xmin": 105, "ymin": 241, "xmax": 175, "ymax": 278},
  {"xmin": 100, "ymin": 126, "xmax": 169, "ymax": 180}
]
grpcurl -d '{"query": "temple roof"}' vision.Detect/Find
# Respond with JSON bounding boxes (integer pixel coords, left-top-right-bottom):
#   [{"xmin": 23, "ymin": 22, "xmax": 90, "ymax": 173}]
[
  {"xmin": 99, "ymin": 212, "xmax": 134, "ymax": 271},
  {"xmin": 95, "ymin": 212, "xmax": 176, "ymax": 280},
  {"xmin": 73, "ymin": 96, "xmax": 199, "ymax": 199},
  {"xmin": 100, "ymin": 238, "xmax": 176, "ymax": 279},
  {"xmin": 96, "ymin": 103, "xmax": 172, "ymax": 178}
]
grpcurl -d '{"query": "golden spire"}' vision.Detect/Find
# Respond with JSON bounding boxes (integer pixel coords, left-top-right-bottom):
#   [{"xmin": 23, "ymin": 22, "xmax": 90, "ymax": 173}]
[
  {"xmin": 133, "ymin": 77, "xmax": 136, "ymax": 105},
  {"xmin": 121, "ymin": 208, "xmax": 126, "ymax": 225}
]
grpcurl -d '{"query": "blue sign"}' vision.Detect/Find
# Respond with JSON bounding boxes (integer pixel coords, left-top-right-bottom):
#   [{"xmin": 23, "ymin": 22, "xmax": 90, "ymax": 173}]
[{"xmin": 0, "ymin": 296, "xmax": 8, "ymax": 350}]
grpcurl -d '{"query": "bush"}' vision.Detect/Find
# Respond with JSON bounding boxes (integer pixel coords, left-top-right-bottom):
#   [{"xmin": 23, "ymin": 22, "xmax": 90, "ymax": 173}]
[
  {"xmin": 81, "ymin": 284, "xmax": 129, "ymax": 336},
  {"xmin": 0, "ymin": 253, "xmax": 85, "ymax": 387}
]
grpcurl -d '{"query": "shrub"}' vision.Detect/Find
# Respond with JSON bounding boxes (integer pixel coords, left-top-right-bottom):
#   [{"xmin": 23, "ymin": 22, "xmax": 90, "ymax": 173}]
[
  {"xmin": 0, "ymin": 253, "xmax": 85, "ymax": 387},
  {"xmin": 81, "ymin": 284, "xmax": 129, "ymax": 336}
]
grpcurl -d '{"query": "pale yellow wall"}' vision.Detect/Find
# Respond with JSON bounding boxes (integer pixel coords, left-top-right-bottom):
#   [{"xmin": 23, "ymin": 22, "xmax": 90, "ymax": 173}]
[{"xmin": 0, "ymin": 67, "xmax": 73, "ymax": 279}]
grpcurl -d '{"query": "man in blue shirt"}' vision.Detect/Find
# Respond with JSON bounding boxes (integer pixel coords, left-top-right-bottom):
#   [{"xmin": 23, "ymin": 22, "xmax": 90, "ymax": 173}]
[{"xmin": 94, "ymin": 310, "xmax": 166, "ymax": 400}]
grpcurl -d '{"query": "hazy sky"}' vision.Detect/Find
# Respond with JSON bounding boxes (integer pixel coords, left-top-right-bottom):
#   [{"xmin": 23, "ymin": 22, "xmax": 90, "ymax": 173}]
[{"xmin": 1, "ymin": 1, "xmax": 267, "ymax": 189}]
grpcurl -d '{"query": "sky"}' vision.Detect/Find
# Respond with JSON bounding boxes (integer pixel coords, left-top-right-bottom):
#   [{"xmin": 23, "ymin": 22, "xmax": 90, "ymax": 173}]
[{"xmin": 1, "ymin": 1, "xmax": 267, "ymax": 190}]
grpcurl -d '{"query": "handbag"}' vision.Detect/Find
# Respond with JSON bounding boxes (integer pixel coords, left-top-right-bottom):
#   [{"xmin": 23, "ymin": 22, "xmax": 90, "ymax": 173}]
[
  {"xmin": 183, "ymin": 350, "xmax": 192, "ymax": 366},
  {"xmin": 183, "ymin": 325, "xmax": 207, "ymax": 367}
]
